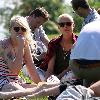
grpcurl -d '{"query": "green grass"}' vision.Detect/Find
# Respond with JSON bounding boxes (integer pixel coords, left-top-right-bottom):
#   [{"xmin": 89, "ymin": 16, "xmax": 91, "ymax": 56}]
[
  {"xmin": 48, "ymin": 32, "xmax": 79, "ymax": 40},
  {"xmin": 48, "ymin": 33, "xmax": 60, "ymax": 40},
  {"xmin": 29, "ymin": 96, "xmax": 47, "ymax": 100}
]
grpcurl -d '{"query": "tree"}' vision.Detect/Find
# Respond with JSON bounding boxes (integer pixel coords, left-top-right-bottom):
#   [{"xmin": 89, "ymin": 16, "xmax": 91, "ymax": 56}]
[
  {"xmin": 1, "ymin": 0, "xmax": 71, "ymax": 34},
  {"xmin": 17, "ymin": 0, "xmax": 71, "ymax": 34},
  {"xmin": 0, "ymin": 0, "xmax": 22, "ymax": 32},
  {"xmin": 0, "ymin": 0, "xmax": 100, "ymax": 34}
]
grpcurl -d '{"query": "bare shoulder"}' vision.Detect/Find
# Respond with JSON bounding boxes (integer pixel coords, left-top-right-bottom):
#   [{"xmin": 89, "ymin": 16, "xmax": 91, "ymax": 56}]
[
  {"xmin": 0, "ymin": 39, "xmax": 6, "ymax": 52},
  {"xmin": 0, "ymin": 38, "xmax": 11, "ymax": 56}
]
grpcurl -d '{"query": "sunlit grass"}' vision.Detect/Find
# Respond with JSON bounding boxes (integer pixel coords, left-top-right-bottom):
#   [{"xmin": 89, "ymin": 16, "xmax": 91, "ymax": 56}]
[
  {"xmin": 48, "ymin": 32, "xmax": 79, "ymax": 40},
  {"xmin": 48, "ymin": 33, "xmax": 60, "ymax": 40}
]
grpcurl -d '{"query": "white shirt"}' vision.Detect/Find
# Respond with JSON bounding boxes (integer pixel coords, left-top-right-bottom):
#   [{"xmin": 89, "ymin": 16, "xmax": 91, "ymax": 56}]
[
  {"xmin": 70, "ymin": 20, "xmax": 100, "ymax": 60},
  {"xmin": 31, "ymin": 26, "xmax": 48, "ymax": 60},
  {"xmin": 33, "ymin": 25, "xmax": 48, "ymax": 42}
]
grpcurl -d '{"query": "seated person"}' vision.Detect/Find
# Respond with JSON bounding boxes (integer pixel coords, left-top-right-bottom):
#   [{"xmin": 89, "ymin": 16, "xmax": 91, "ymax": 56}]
[
  {"xmin": 70, "ymin": 20, "xmax": 100, "ymax": 87},
  {"xmin": 39, "ymin": 13, "xmax": 79, "ymax": 100},
  {"xmin": 0, "ymin": 15, "xmax": 41, "ymax": 92},
  {"xmin": 27, "ymin": 7, "xmax": 50, "ymax": 66},
  {"xmin": 40, "ymin": 13, "xmax": 78, "ymax": 81},
  {"xmin": 22, "ymin": 7, "xmax": 50, "ymax": 80}
]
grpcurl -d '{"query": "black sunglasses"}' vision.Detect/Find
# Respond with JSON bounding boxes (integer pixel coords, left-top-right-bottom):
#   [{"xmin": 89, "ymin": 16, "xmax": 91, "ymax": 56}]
[
  {"xmin": 13, "ymin": 27, "xmax": 26, "ymax": 32},
  {"xmin": 58, "ymin": 22, "xmax": 73, "ymax": 27}
]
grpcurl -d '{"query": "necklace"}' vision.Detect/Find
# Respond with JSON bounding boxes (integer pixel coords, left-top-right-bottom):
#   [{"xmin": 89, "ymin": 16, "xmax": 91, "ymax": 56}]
[
  {"xmin": 63, "ymin": 49, "xmax": 70, "ymax": 60},
  {"xmin": 62, "ymin": 41, "xmax": 72, "ymax": 52},
  {"xmin": 61, "ymin": 40, "xmax": 72, "ymax": 60}
]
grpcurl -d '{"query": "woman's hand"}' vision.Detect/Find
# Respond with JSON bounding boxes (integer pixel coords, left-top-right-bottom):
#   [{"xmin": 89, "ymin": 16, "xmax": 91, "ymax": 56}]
[{"xmin": 16, "ymin": 35, "xmax": 25, "ymax": 47}]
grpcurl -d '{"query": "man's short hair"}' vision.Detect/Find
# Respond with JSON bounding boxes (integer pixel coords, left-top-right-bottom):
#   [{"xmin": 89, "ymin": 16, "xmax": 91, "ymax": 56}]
[
  {"xmin": 97, "ymin": 8, "xmax": 100, "ymax": 15},
  {"xmin": 29, "ymin": 7, "xmax": 49, "ymax": 21},
  {"xmin": 71, "ymin": 0, "xmax": 90, "ymax": 10}
]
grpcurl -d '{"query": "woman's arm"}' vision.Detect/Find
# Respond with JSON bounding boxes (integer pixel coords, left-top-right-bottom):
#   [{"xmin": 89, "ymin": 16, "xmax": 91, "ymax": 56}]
[
  {"xmin": 26, "ymin": 82, "xmax": 67, "ymax": 99},
  {"xmin": 45, "ymin": 55, "xmax": 55, "ymax": 80},
  {"xmin": 26, "ymin": 85, "xmax": 60, "ymax": 99},
  {"xmin": 0, "ymin": 82, "xmax": 60, "ymax": 99},
  {"xmin": 24, "ymin": 41, "xmax": 41, "ymax": 83}
]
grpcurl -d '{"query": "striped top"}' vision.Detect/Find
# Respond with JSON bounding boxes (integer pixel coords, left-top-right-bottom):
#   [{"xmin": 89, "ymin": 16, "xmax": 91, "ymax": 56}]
[{"xmin": 0, "ymin": 38, "xmax": 18, "ymax": 90}]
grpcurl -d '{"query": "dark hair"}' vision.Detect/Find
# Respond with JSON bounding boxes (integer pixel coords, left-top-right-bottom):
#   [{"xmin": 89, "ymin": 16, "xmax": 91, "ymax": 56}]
[
  {"xmin": 71, "ymin": 0, "xmax": 90, "ymax": 10},
  {"xmin": 97, "ymin": 8, "xmax": 100, "ymax": 15},
  {"xmin": 29, "ymin": 7, "xmax": 49, "ymax": 21}
]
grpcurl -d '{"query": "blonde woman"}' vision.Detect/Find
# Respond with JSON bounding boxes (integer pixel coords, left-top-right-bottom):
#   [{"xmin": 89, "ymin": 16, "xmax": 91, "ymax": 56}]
[{"xmin": 0, "ymin": 15, "xmax": 41, "ymax": 92}]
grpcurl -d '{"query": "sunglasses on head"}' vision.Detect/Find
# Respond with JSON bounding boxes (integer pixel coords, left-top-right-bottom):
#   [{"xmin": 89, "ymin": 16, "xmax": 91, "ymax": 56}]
[
  {"xmin": 58, "ymin": 22, "xmax": 73, "ymax": 27},
  {"xmin": 13, "ymin": 27, "xmax": 26, "ymax": 32}
]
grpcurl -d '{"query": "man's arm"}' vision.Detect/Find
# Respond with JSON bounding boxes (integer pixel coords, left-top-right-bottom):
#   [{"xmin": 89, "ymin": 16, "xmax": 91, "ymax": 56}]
[{"xmin": 89, "ymin": 80, "xmax": 100, "ymax": 96}]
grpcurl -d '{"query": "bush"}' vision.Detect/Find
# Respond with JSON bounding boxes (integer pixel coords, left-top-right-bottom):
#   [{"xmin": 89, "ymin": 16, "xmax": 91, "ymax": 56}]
[{"xmin": 43, "ymin": 20, "xmax": 60, "ymax": 35}]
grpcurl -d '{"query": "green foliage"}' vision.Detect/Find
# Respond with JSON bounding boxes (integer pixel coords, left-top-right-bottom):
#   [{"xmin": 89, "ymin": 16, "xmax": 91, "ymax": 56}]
[
  {"xmin": 17, "ymin": 0, "xmax": 68, "ymax": 35},
  {"xmin": 0, "ymin": 0, "xmax": 100, "ymax": 33},
  {"xmin": 73, "ymin": 14, "xmax": 83, "ymax": 32},
  {"xmin": 0, "ymin": 0, "xmax": 68, "ymax": 34},
  {"xmin": 19, "ymin": 70, "xmax": 32, "ymax": 83},
  {"xmin": 43, "ymin": 20, "xmax": 60, "ymax": 35},
  {"xmin": 93, "ymin": 2, "xmax": 100, "ymax": 9},
  {"xmin": 19, "ymin": 0, "xmax": 66, "ymax": 21}
]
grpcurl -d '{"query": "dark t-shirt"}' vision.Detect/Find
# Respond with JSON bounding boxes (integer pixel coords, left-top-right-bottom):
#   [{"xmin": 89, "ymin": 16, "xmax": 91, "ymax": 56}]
[{"xmin": 54, "ymin": 43, "xmax": 71, "ymax": 75}]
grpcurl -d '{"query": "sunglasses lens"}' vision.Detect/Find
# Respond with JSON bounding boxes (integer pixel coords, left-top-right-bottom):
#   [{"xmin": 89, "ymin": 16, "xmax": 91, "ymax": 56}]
[
  {"xmin": 66, "ymin": 22, "xmax": 72, "ymax": 26},
  {"xmin": 58, "ymin": 22, "xmax": 72, "ymax": 27},
  {"xmin": 13, "ymin": 27, "xmax": 26, "ymax": 32},
  {"xmin": 21, "ymin": 27, "xmax": 26, "ymax": 32},
  {"xmin": 58, "ymin": 23, "xmax": 65, "ymax": 27},
  {"xmin": 13, "ymin": 27, "xmax": 20, "ymax": 32}
]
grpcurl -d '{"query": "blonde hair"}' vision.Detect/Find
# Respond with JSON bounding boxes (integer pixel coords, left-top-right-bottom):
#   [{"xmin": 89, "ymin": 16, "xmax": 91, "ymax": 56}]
[
  {"xmin": 57, "ymin": 13, "xmax": 74, "ymax": 23},
  {"xmin": 9, "ymin": 15, "xmax": 35, "ymax": 47}
]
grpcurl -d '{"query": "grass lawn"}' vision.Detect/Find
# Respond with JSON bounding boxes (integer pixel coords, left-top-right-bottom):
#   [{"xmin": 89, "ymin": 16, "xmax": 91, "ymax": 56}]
[
  {"xmin": 48, "ymin": 32, "xmax": 79, "ymax": 40},
  {"xmin": 48, "ymin": 33, "xmax": 60, "ymax": 40}
]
